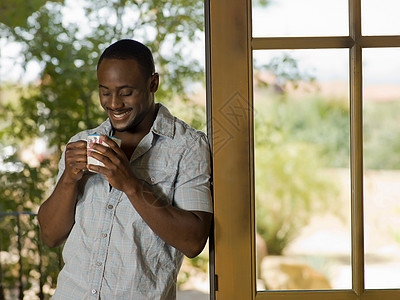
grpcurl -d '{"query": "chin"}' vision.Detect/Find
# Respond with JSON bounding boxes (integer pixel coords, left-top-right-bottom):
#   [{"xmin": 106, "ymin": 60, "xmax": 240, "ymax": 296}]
[
  {"xmin": 111, "ymin": 120, "xmax": 138, "ymax": 133},
  {"xmin": 111, "ymin": 123, "xmax": 130, "ymax": 132}
]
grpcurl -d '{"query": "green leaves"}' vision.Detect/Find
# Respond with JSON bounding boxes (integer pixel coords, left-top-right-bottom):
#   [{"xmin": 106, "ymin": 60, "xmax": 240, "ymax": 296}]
[
  {"xmin": 1, "ymin": 0, "xmax": 206, "ymax": 150},
  {"xmin": 254, "ymin": 96, "xmax": 343, "ymax": 255},
  {"xmin": 0, "ymin": 1, "xmax": 209, "ymax": 296},
  {"xmin": 0, "ymin": 0, "xmax": 63, "ymax": 27}
]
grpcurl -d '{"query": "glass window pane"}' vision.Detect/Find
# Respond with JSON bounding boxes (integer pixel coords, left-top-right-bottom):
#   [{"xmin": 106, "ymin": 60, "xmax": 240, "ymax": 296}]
[
  {"xmin": 254, "ymin": 50, "xmax": 351, "ymax": 291},
  {"xmin": 363, "ymin": 48, "xmax": 400, "ymax": 289},
  {"xmin": 362, "ymin": 0, "xmax": 400, "ymax": 36},
  {"xmin": 252, "ymin": 0, "xmax": 348, "ymax": 37}
]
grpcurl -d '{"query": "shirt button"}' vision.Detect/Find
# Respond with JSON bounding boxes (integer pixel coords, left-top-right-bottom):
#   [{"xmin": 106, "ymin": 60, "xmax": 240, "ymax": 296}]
[
  {"xmin": 102, "ymin": 233, "xmax": 108, "ymax": 238},
  {"xmin": 150, "ymin": 177, "xmax": 155, "ymax": 183},
  {"xmin": 107, "ymin": 204, "xmax": 113, "ymax": 209},
  {"xmin": 96, "ymin": 261, "xmax": 102, "ymax": 266},
  {"xmin": 91, "ymin": 289, "xmax": 97, "ymax": 294}
]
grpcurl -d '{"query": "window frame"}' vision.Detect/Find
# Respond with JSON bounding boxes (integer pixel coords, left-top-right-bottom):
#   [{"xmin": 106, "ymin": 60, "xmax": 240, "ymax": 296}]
[{"xmin": 206, "ymin": 0, "xmax": 400, "ymax": 299}]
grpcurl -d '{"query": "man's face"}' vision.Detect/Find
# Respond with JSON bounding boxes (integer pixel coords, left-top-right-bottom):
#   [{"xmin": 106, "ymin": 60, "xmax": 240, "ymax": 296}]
[{"xmin": 97, "ymin": 58, "xmax": 158, "ymax": 132}]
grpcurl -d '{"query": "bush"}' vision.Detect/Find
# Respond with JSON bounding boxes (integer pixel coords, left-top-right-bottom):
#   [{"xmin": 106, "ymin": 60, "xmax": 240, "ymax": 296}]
[
  {"xmin": 363, "ymin": 100, "xmax": 400, "ymax": 170},
  {"xmin": 255, "ymin": 96, "xmax": 340, "ymax": 255}
]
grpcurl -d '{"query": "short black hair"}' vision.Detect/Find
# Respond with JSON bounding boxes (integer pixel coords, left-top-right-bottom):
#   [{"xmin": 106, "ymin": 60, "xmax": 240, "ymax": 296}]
[{"xmin": 97, "ymin": 39, "xmax": 155, "ymax": 79}]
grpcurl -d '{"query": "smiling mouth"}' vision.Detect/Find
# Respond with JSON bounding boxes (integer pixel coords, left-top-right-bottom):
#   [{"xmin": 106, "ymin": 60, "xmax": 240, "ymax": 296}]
[{"xmin": 109, "ymin": 109, "xmax": 131, "ymax": 120}]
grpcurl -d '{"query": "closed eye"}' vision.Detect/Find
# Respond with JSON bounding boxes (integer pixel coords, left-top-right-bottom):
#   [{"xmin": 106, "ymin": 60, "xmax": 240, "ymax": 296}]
[
  {"xmin": 120, "ymin": 89, "xmax": 133, "ymax": 96},
  {"xmin": 99, "ymin": 87, "xmax": 111, "ymax": 96},
  {"xmin": 99, "ymin": 85, "xmax": 112, "ymax": 96}
]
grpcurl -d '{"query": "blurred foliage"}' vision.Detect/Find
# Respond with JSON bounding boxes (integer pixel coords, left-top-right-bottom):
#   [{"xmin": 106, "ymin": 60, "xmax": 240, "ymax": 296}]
[
  {"xmin": 0, "ymin": 214, "xmax": 62, "ymax": 300},
  {"xmin": 256, "ymin": 53, "xmax": 316, "ymax": 91},
  {"xmin": 177, "ymin": 245, "xmax": 209, "ymax": 289},
  {"xmin": 253, "ymin": 0, "xmax": 270, "ymax": 7},
  {"xmin": 254, "ymin": 57, "xmax": 344, "ymax": 255},
  {"xmin": 0, "ymin": 153, "xmax": 61, "ymax": 299},
  {"xmin": 254, "ymin": 95, "xmax": 341, "ymax": 255},
  {"xmin": 0, "ymin": 0, "xmax": 205, "ymax": 151},
  {"xmin": 280, "ymin": 95, "xmax": 350, "ymax": 168},
  {"xmin": 187, "ymin": 253, "xmax": 209, "ymax": 273},
  {"xmin": 0, "ymin": 0, "xmax": 209, "ymax": 298},
  {"xmin": 0, "ymin": 0, "xmax": 63, "ymax": 28},
  {"xmin": 364, "ymin": 100, "xmax": 400, "ymax": 170},
  {"xmin": 255, "ymin": 82, "xmax": 400, "ymax": 255}
]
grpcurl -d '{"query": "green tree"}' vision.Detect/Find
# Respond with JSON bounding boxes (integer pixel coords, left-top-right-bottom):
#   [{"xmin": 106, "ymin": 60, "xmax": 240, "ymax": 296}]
[
  {"xmin": 0, "ymin": 0, "xmax": 62, "ymax": 28},
  {"xmin": 254, "ymin": 98, "xmax": 340, "ymax": 255},
  {"xmin": 0, "ymin": 0, "xmax": 208, "ymax": 297},
  {"xmin": 0, "ymin": 154, "xmax": 61, "ymax": 299},
  {"xmin": 363, "ymin": 100, "xmax": 400, "ymax": 169},
  {"xmin": 1, "ymin": 0, "xmax": 205, "ymax": 150}
]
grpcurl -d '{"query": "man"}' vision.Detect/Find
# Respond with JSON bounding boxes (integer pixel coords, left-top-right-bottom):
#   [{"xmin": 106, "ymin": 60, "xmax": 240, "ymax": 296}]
[{"xmin": 38, "ymin": 39, "xmax": 213, "ymax": 299}]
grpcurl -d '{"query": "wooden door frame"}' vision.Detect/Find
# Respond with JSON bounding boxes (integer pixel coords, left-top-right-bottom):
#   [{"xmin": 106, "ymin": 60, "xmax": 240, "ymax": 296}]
[
  {"xmin": 206, "ymin": 0, "xmax": 254, "ymax": 299},
  {"xmin": 205, "ymin": 0, "xmax": 400, "ymax": 299}
]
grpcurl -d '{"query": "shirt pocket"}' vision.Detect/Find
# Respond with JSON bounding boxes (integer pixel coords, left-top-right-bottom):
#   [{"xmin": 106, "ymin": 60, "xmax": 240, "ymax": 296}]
[{"xmin": 134, "ymin": 167, "xmax": 176, "ymax": 205}]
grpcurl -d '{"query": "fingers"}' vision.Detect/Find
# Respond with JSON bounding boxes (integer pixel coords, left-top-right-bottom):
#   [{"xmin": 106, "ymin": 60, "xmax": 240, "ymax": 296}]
[
  {"xmin": 87, "ymin": 150, "xmax": 135, "ymax": 191},
  {"xmin": 87, "ymin": 146, "xmax": 123, "ymax": 171},
  {"xmin": 64, "ymin": 140, "xmax": 88, "ymax": 180},
  {"xmin": 99, "ymin": 135, "xmax": 122, "ymax": 154},
  {"xmin": 67, "ymin": 140, "xmax": 87, "ymax": 149},
  {"xmin": 86, "ymin": 135, "xmax": 128, "ymax": 178},
  {"xmin": 85, "ymin": 135, "xmax": 137, "ymax": 191},
  {"xmin": 87, "ymin": 150, "xmax": 118, "ymax": 179},
  {"xmin": 87, "ymin": 150, "xmax": 110, "ymax": 166},
  {"xmin": 87, "ymin": 135, "xmax": 124, "ymax": 163},
  {"xmin": 66, "ymin": 142, "xmax": 87, "ymax": 163}
]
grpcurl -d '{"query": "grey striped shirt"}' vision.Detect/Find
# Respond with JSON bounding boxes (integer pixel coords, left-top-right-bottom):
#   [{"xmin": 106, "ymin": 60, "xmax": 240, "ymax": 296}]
[{"xmin": 52, "ymin": 103, "xmax": 212, "ymax": 299}]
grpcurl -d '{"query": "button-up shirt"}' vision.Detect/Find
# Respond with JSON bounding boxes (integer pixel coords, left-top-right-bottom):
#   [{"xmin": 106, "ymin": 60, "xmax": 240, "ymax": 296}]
[{"xmin": 52, "ymin": 103, "xmax": 212, "ymax": 299}]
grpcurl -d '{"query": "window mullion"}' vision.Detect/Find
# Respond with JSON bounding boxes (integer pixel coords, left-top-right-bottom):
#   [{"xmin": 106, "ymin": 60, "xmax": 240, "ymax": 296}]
[
  {"xmin": 349, "ymin": 0, "xmax": 365, "ymax": 296},
  {"xmin": 350, "ymin": 43, "xmax": 365, "ymax": 296}
]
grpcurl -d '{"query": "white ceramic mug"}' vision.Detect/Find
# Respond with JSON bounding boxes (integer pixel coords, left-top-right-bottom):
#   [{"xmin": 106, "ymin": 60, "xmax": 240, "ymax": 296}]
[{"xmin": 87, "ymin": 134, "xmax": 122, "ymax": 167}]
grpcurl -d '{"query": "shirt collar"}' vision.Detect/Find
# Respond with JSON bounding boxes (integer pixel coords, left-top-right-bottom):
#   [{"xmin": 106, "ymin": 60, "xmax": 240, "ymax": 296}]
[{"xmin": 151, "ymin": 103, "xmax": 175, "ymax": 139}]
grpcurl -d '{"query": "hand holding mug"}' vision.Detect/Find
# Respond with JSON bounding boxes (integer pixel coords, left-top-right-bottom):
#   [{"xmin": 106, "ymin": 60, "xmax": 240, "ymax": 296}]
[
  {"xmin": 64, "ymin": 140, "xmax": 88, "ymax": 182},
  {"xmin": 87, "ymin": 134, "xmax": 122, "ymax": 171}
]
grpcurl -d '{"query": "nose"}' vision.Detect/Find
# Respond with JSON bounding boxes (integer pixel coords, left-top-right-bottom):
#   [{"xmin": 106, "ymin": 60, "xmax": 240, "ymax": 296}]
[{"xmin": 107, "ymin": 94, "xmax": 124, "ymax": 110}]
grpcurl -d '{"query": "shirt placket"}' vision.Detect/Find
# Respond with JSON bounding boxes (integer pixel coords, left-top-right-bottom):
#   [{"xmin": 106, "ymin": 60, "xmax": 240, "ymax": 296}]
[{"xmin": 90, "ymin": 186, "xmax": 121, "ymax": 298}]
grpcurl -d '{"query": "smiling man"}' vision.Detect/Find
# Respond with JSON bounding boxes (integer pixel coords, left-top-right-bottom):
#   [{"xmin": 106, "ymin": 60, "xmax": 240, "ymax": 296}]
[{"xmin": 38, "ymin": 39, "xmax": 213, "ymax": 299}]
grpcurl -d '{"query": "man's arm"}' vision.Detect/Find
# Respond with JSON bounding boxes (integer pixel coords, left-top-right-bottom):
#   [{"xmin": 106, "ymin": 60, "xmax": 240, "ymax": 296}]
[
  {"xmin": 126, "ymin": 186, "xmax": 212, "ymax": 258},
  {"xmin": 88, "ymin": 135, "xmax": 212, "ymax": 258},
  {"xmin": 37, "ymin": 140, "xmax": 87, "ymax": 248}
]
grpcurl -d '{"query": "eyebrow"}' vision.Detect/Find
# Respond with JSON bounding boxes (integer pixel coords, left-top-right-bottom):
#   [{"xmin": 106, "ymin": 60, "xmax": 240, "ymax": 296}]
[{"xmin": 98, "ymin": 84, "xmax": 134, "ymax": 90}]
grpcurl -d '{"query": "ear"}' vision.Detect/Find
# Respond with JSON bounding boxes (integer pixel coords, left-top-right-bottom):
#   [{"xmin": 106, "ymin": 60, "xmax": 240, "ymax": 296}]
[{"xmin": 150, "ymin": 73, "xmax": 159, "ymax": 93}]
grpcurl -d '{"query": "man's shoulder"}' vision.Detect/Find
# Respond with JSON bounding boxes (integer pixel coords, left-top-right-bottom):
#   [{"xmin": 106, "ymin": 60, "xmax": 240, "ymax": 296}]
[
  {"xmin": 170, "ymin": 115, "xmax": 209, "ymax": 153},
  {"xmin": 174, "ymin": 115, "xmax": 206, "ymax": 140},
  {"xmin": 155, "ymin": 103, "xmax": 208, "ymax": 147}
]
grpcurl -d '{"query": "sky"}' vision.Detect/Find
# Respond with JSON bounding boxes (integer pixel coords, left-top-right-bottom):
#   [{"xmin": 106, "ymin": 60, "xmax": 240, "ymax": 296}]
[
  {"xmin": 1, "ymin": 0, "xmax": 400, "ymax": 85},
  {"xmin": 253, "ymin": 0, "xmax": 400, "ymax": 37},
  {"xmin": 252, "ymin": 0, "xmax": 400, "ymax": 84}
]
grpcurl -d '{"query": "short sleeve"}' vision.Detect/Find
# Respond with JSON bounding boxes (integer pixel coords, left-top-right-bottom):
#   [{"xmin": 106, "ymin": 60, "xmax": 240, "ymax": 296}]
[{"xmin": 173, "ymin": 134, "xmax": 213, "ymax": 213}]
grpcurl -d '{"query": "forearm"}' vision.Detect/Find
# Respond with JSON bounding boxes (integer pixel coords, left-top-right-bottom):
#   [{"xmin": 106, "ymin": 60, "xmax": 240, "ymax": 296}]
[
  {"xmin": 125, "ymin": 181, "xmax": 212, "ymax": 258},
  {"xmin": 38, "ymin": 174, "xmax": 79, "ymax": 248}
]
